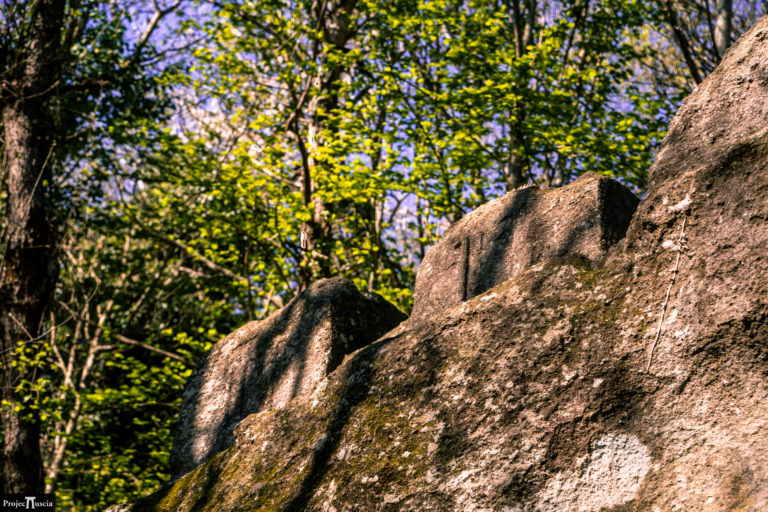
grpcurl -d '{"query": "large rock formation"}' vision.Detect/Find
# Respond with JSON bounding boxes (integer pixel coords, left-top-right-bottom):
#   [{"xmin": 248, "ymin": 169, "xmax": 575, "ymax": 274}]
[
  {"xmin": 412, "ymin": 172, "xmax": 638, "ymax": 321},
  {"xmin": 169, "ymin": 278, "xmax": 406, "ymax": 477},
  {"xmin": 110, "ymin": 16, "xmax": 768, "ymax": 512}
]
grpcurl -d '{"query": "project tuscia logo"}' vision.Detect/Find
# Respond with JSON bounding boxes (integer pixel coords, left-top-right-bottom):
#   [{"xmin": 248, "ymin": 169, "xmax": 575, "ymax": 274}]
[{"xmin": 0, "ymin": 495, "xmax": 55, "ymax": 511}]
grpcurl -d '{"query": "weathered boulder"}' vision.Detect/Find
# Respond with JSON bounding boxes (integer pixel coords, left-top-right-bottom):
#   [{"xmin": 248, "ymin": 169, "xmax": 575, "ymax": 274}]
[
  {"xmin": 168, "ymin": 277, "xmax": 406, "ymax": 477},
  {"xmin": 412, "ymin": 172, "xmax": 638, "ymax": 321},
  {"xmin": 110, "ymin": 16, "xmax": 768, "ymax": 512}
]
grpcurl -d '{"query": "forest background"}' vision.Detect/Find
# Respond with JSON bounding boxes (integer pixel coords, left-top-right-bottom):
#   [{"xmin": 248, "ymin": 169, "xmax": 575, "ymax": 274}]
[{"xmin": 0, "ymin": 0, "xmax": 764, "ymax": 509}]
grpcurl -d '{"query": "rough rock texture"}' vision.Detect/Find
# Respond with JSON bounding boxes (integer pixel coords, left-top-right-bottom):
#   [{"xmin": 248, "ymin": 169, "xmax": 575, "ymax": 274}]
[
  {"xmin": 111, "ymin": 17, "xmax": 768, "ymax": 512},
  {"xmin": 169, "ymin": 278, "xmax": 406, "ymax": 477},
  {"xmin": 412, "ymin": 173, "xmax": 638, "ymax": 321}
]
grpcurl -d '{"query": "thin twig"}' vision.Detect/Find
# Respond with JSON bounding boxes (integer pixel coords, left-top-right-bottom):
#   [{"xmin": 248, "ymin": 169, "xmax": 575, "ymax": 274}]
[
  {"xmin": 114, "ymin": 334, "xmax": 188, "ymax": 363},
  {"xmin": 646, "ymin": 216, "xmax": 687, "ymax": 373},
  {"xmin": 8, "ymin": 312, "xmax": 34, "ymax": 340},
  {"xmin": 0, "ymin": 309, "xmax": 78, "ymax": 358}
]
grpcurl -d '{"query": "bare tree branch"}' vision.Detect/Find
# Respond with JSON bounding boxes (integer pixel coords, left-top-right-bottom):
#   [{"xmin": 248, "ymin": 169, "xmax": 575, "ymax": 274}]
[
  {"xmin": 659, "ymin": 0, "xmax": 704, "ymax": 84},
  {"xmin": 124, "ymin": 0, "xmax": 183, "ymax": 70}
]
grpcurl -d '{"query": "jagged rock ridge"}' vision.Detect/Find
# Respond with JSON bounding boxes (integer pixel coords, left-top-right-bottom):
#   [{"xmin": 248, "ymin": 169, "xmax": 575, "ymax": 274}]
[{"xmin": 110, "ymin": 16, "xmax": 768, "ymax": 512}]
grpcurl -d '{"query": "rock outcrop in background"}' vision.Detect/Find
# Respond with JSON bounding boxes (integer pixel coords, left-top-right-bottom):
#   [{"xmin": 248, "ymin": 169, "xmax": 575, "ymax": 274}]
[
  {"xmin": 170, "ymin": 278, "xmax": 406, "ymax": 477},
  {"xmin": 412, "ymin": 172, "xmax": 638, "ymax": 322},
  {"xmin": 109, "ymin": 16, "xmax": 768, "ymax": 512}
]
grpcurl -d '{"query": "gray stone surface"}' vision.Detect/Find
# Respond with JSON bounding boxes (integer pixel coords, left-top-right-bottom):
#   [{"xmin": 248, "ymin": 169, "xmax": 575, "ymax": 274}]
[
  {"xmin": 412, "ymin": 172, "xmax": 638, "ymax": 321},
  {"xmin": 168, "ymin": 277, "xmax": 406, "ymax": 477}
]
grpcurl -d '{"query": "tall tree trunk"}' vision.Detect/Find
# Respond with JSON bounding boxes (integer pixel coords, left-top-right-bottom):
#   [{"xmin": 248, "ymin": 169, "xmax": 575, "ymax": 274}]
[
  {"xmin": 0, "ymin": 0, "xmax": 65, "ymax": 493},
  {"xmin": 504, "ymin": 0, "xmax": 537, "ymax": 191},
  {"xmin": 714, "ymin": 0, "xmax": 732, "ymax": 58},
  {"xmin": 0, "ymin": 96, "xmax": 57, "ymax": 496},
  {"xmin": 298, "ymin": 0, "xmax": 358, "ymax": 289},
  {"xmin": 504, "ymin": 149, "xmax": 527, "ymax": 190}
]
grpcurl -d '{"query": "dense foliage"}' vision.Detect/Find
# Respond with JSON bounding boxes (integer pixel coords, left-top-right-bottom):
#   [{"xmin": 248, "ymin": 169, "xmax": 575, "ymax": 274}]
[{"xmin": 1, "ymin": 0, "xmax": 765, "ymax": 509}]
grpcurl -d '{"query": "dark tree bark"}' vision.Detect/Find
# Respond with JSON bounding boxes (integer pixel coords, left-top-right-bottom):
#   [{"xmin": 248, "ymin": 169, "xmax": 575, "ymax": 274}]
[{"xmin": 0, "ymin": 0, "xmax": 66, "ymax": 493}]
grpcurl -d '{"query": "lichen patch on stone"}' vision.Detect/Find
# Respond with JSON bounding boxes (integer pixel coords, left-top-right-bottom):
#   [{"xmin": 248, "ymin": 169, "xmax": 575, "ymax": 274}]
[{"xmin": 535, "ymin": 433, "xmax": 651, "ymax": 512}]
